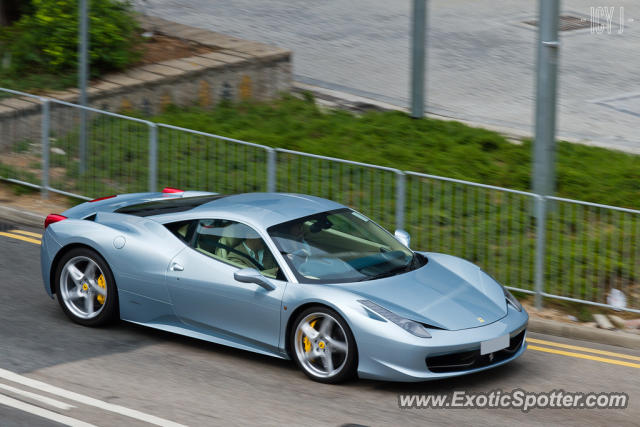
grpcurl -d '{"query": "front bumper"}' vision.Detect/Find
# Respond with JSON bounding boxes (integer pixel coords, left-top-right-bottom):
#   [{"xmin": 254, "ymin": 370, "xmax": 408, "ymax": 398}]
[{"xmin": 355, "ymin": 305, "xmax": 528, "ymax": 382}]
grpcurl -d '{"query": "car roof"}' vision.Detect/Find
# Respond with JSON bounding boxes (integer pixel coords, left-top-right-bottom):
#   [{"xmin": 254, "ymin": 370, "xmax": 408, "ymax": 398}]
[{"xmin": 152, "ymin": 192, "xmax": 347, "ymax": 229}]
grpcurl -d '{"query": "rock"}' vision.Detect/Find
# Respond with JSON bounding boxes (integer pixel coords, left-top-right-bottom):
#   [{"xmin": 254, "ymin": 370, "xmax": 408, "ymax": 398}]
[
  {"xmin": 607, "ymin": 289, "xmax": 627, "ymax": 310},
  {"xmin": 625, "ymin": 318, "xmax": 640, "ymax": 329},
  {"xmin": 50, "ymin": 147, "xmax": 66, "ymax": 155},
  {"xmin": 608, "ymin": 315, "xmax": 627, "ymax": 329},
  {"xmin": 567, "ymin": 315, "xmax": 578, "ymax": 322},
  {"xmin": 593, "ymin": 314, "xmax": 615, "ymax": 330}
]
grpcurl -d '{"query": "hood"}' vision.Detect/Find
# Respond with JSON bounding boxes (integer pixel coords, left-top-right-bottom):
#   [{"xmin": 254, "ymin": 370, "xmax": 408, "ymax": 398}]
[{"xmin": 342, "ymin": 253, "xmax": 507, "ymax": 331}]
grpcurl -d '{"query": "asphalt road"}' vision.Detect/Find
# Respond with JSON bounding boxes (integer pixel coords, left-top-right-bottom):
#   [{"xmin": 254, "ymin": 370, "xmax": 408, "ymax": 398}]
[
  {"xmin": 1, "ymin": 222, "xmax": 639, "ymax": 426},
  {"xmin": 135, "ymin": 0, "xmax": 640, "ymax": 152}
]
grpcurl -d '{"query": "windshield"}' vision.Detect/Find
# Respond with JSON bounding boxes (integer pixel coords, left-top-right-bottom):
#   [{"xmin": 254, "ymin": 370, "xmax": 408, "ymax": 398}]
[{"xmin": 267, "ymin": 208, "xmax": 421, "ymax": 284}]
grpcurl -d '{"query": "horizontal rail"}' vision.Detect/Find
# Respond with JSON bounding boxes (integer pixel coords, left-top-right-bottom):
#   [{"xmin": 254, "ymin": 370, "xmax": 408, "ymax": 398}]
[
  {"xmin": 406, "ymin": 171, "xmax": 539, "ymax": 197},
  {"xmin": 540, "ymin": 292, "xmax": 640, "ymax": 315},
  {"xmin": 157, "ymin": 123, "xmax": 273, "ymax": 150},
  {"xmin": 0, "ymin": 87, "xmax": 42, "ymax": 100},
  {"xmin": 505, "ymin": 286, "xmax": 537, "ymax": 295},
  {"xmin": 0, "ymin": 177, "xmax": 43, "ymax": 190},
  {"xmin": 45, "ymin": 187, "xmax": 92, "ymax": 201},
  {"xmin": 547, "ymin": 195, "xmax": 640, "ymax": 215},
  {"xmin": 276, "ymin": 148, "xmax": 402, "ymax": 173},
  {"xmin": 0, "ymin": 178, "xmax": 91, "ymax": 201}
]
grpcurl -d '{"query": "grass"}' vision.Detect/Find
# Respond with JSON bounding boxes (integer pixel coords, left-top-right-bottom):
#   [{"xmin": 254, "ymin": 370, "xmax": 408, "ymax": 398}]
[
  {"xmin": 148, "ymin": 96, "xmax": 640, "ymax": 210},
  {"xmin": 1, "ymin": 94, "xmax": 639, "ymax": 307}
]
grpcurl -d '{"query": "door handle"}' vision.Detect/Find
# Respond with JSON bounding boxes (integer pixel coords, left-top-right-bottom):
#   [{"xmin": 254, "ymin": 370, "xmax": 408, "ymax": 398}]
[{"xmin": 170, "ymin": 262, "xmax": 184, "ymax": 272}]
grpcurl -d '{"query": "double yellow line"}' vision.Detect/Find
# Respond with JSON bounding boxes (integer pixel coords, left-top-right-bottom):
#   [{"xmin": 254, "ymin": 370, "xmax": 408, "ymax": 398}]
[
  {"xmin": 0, "ymin": 229, "xmax": 42, "ymax": 245},
  {"xmin": 527, "ymin": 337, "xmax": 640, "ymax": 369}
]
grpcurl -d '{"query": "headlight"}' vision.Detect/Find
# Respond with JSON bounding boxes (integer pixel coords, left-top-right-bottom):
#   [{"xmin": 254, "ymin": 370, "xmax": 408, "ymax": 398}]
[
  {"xmin": 358, "ymin": 300, "xmax": 431, "ymax": 338},
  {"xmin": 503, "ymin": 288, "xmax": 522, "ymax": 311}
]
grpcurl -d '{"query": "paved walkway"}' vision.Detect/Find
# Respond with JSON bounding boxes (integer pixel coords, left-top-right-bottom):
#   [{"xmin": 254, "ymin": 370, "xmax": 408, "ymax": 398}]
[{"xmin": 136, "ymin": 0, "xmax": 640, "ymax": 153}]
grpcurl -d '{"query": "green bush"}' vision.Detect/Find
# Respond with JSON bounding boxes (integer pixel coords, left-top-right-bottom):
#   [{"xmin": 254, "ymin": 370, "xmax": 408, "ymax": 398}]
[{"xmin": 1, "ymin": 0, "xmax": 140, "ymax": 76}]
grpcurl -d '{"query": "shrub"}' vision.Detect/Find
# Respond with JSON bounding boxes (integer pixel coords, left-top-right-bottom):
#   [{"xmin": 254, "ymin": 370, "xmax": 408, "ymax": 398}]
[{"xmin": 1, "ymin": 0, "xmax": 140, "ymax": 76}]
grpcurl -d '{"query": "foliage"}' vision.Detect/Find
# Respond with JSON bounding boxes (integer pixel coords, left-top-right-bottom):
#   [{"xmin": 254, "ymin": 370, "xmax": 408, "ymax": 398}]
[{"xmin": 1, "ymin": 0, "xmax": 140, "ymax": 77}]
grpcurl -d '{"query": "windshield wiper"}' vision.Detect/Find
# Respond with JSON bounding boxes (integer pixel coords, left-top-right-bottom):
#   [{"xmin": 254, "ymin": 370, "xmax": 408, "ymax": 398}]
[{"xmin": 359, "ymin": 255, "xmax": 415, "ymax": 281}]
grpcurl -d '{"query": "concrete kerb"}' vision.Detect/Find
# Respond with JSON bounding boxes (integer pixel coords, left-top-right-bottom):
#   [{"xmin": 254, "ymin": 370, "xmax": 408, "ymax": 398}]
[
  {"xmin": 0, "ymin": 205, "xmax": 45, "ymax": 228},
  {"xmin": 528, "ymin": 317, "xmax": 640, "ymax": 351}
]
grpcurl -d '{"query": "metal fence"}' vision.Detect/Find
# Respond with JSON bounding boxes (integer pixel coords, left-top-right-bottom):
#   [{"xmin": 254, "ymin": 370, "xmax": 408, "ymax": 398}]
[
  {"xmin": 47, "ymin": 99, "xmax": 154, "ymax": 198},
  {"xmin": 156, "ymin": 124, "xmax": 272, "ymax": 195},
  {"xmin": 1, "ymin": 87, "xmax": 639, "ymax": 313},
  {"xmin": 405, "ymin": 173, "xmax": 541, "ymax": 295},
  {"xmin": 274, "ymin": 149, "xmax": 402, "ymax": 232},
  {"xmin": 0, "ymin": 89, "xmax": 44, "ymax": 192}
]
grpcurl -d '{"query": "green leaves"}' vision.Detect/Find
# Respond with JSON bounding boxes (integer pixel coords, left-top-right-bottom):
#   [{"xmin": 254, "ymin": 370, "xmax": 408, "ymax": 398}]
[{"xmin": 1, "ymin": 0, "xmax": 140, "ymax": 76}]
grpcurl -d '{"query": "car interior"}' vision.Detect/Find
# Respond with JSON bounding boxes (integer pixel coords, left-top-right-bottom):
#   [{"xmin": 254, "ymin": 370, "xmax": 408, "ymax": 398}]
[{"xmin": 165, "ymin": 219, "xmax": 281, "ymax": 279}]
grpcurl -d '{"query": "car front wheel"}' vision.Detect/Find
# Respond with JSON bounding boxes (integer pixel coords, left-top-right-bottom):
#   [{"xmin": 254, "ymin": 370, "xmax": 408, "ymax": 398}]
[{"xmin": 291, "ymin": 306, "xmax": 357, "ymax": 383}]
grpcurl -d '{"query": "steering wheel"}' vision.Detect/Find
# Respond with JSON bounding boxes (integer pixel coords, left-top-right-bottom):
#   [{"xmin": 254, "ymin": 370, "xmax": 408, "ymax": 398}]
[{"xmin": 216, "ymin": 243, "xmax": 266, "ymax": 270}]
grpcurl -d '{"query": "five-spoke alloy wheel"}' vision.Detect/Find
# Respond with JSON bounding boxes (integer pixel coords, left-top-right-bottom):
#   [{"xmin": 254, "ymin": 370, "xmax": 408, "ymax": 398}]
[
  {"xmin": 291, "ymin": 307, "xmax": 357, "ymax": 383},
  {"xmin": 55, "ymin": 248, "xmax": 118, "ymax": 326}
]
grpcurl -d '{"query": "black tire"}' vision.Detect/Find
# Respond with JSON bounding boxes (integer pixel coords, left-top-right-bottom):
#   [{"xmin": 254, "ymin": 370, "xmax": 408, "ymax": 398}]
[
  {"xmin": 290, "ymin": 306, "xmax": 358, "ymax": 384},
  {"xmin": 54, "ymin": 247, "xmax": 119, "ymax": 327}
]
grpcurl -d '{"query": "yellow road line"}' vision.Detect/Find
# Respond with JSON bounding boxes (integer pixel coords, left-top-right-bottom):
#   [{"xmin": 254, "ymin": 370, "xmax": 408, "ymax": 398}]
[
  {"xmin": 528, "ymin": 345, "xmax": 640, "ymax": 369},
  {"xmin": 528, "ymin": 337, "xmax": 640, "ymax": 362},
  {"xmin": 0, "ymin": 232, "xmax": 41, "ymax": 245},
  {"xmin": 9, "ymin": 229, "xmax": 42, "ymax": 238}
]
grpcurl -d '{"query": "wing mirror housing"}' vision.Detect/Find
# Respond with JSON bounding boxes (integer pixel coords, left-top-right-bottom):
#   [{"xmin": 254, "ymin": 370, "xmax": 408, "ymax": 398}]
[
  {"xmin": 234, "ymin": 268, "xmax": 276, "ymax": 291},
  {"xmin": 394, "ymin": 229, "xmax": 411, "ymax": 248}
]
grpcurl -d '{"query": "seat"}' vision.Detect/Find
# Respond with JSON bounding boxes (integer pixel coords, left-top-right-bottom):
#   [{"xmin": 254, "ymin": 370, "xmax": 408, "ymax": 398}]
[
  {"xmin": 215, "ymin": 224, "xmax": 243, "ymax": 260},
  {"xmin": 195, "ymin": 220, "xmax": 224, "ymax": 257}
]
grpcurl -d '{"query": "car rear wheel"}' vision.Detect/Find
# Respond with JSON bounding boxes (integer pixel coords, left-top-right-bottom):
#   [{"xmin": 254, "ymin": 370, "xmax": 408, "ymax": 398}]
[
  {"xmin": 291, "ymin": 306, "xmax": 357, "ymax": 383},
  {"xmin": 54, "ymin": 248, "xmax": 118, "ymax": 326}
]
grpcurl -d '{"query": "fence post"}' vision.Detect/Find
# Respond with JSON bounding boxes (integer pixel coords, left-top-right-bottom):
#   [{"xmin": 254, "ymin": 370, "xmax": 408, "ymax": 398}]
[
  {"xmin": 410, "ymin": 0, "xmax": 427, "ymax": 118},
  {"xmin": 534, "ymin": 195, "xmax": 547, "ymax": 309},
  {"xmin": 40, "ymin": 98, "xmax": 50, "ymax": 199},
  {"xmin": 148, "ymin": 123, "xmax": 158, "ymax": 192},
  {"xmin": 267, "ymin": 148, "xmax": 277, "ymax": 192},
  {"xmin": 395, "ymin": 171, "xmax": 406, "ymax": 231}
]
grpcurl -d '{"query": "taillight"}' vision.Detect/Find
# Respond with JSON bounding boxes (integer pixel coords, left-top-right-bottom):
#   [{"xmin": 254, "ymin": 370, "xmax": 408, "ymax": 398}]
[
  {"xmin": 162, "ymin": 187, "xmax": 184, "ymax": 193},
  {"xmin": 44, "ymin": 214, "xmax": 67, "ymax": 229},
  {"xmin": 89, "ymin": 195, "xmax": 116, "ymax": 202}
]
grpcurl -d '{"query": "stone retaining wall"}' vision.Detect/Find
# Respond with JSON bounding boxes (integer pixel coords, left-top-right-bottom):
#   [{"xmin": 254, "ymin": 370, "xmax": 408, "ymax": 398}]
[{"xmin": 0, "ymin": 15, "xmax": 292, "ymax": 149}]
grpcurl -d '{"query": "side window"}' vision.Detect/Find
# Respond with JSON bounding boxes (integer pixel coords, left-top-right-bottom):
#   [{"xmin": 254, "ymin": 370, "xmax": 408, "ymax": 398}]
[
  {"xmin": 165, "ymin": 220, "xmax": 196, "ymax": 244},
  {"xmin": 192, "ymin": 219, "xmax": 282, "ymax": 279}
]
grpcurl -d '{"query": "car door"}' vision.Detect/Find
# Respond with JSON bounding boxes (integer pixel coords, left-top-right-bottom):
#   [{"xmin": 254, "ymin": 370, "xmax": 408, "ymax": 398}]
[{"xmin": 165, "ymin": 218, "xmax": 287, "ymax": 355}]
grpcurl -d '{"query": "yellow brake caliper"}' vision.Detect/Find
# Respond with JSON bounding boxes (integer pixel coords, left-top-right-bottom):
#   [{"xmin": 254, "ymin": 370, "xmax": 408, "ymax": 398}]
[
  {"xmin": 96, "ymin": 274, "xmax": 106, "ymax": 305},
  {"xmin": 303, "ymin": 320, "xmax": 317, "ymax": 353}
]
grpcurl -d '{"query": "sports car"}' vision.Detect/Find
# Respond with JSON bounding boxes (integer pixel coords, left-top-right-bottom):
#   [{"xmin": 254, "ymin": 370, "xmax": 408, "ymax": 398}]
[{"xmin": 41, "ymin": 189, "xmax": 528, "ymax": 383}]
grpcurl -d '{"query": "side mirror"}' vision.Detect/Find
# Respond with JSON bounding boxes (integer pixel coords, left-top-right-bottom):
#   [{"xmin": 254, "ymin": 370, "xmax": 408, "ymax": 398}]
[
  {"xmin": 394, "ymin": 229, "xmax": 411, "ymax": 248},
  {"xmin": 234, "ymin": 268, "xmax": 276, "ymax": 291}
]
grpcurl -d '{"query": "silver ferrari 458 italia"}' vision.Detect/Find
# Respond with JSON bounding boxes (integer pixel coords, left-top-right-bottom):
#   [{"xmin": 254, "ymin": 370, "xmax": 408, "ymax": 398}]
[{"xmin": 41, "ymin": 189, "xmax": 527, "ymax": 383}]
